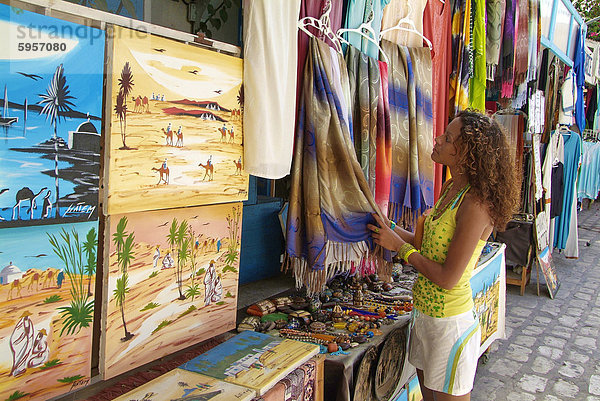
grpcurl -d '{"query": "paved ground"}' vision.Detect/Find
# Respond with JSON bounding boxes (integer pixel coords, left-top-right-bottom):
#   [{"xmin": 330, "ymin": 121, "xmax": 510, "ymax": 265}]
[{"xmin": 472, "ymin": 201, "xmax": 600, "ymax": 400}]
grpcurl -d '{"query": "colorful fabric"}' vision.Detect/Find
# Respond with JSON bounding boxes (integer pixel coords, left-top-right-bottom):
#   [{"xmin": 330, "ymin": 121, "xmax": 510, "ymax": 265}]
[
  {"xmin": 469, "ymin": 0, "xmax": 486, "ymax": 111},
  {"xmin": 527, "ymin": 0, "xmax": 540, "ymax": 82},
  {"xmin": 514, "ymin": 0, "xmax": 529, "ymax": 86},
  {"xmin": 412, "ymin": 183, "xmax": 486, "ymax": 317},
  {"xmin": 486, "ymin": 0, "xmax": 506, "ymax": 79},
  {"xmin": 345, "ymin": 45, "xmax": 380, "ymax": 194},
  {"xmin": 449, "ymin": 0, "xmax": 472, "ymax": 116},
  {"xmin": 376, "ymin": 60, "xmax": 392, "ymax": 215},
  {"xmin": 499, "ymin": 0, "xmax": 516, "ymax": 98},
  {"xmin": 243, "ymin": 0, "xmax": 301, "ymax": 179},
  {"xmin": 343, "ymin": 0, "xmax": 391, "ymax": 59},
  {"xmin": 383, "ymin": 41, "xmax": 434, "ymax": 225},
  {"xmin": 574, "ymin": 29, "xmax": 586, "ymax": 134},
  {"xmin": 256, "ymin": 359, "xmax": 317, "ymax": 401},
  {"xmin": 286, "ymin": 37, "xmax": 388, "ymax": 295}
]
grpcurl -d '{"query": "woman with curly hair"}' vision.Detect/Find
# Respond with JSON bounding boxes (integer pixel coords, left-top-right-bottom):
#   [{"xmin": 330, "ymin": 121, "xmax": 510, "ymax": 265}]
[{"xmin": 369, "ymin": 110, "xmax": 520, "ymax": 400}]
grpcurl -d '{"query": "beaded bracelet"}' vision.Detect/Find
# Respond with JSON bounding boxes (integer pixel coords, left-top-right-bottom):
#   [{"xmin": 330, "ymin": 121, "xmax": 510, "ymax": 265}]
[{"xmin": 390, "ymin": 220, "xmax": 397, "ymax": 230}]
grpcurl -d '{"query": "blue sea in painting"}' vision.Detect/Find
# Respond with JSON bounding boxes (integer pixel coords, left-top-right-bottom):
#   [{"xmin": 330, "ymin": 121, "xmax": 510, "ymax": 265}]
[
  {"xmin": 0, "ymin": 220, "xmax": 98, "ymax": 274},
  {"xmin": 0, "ymin": 4, "xmax": 105, "ymax": 226}
]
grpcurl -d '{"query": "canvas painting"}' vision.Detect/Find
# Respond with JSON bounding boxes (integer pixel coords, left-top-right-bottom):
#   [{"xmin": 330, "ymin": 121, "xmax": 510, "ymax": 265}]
[
  {"xmin": 101, "ymin": 202, "xmax": 243, "ymax": 379},
  {"xmin": 112, "ymin": 369, "xmax": 255, "ymax": 401},
  {"xmin": 0, "ymin": 4, "xmax": 104, "ymax": 228},
  {"xmin": 104, "ymin": 26, "xmax": 247, "ymax": 215},
  {"xmin": 179, "ymin": 331, "xmax": 320, "ymax": 396},
  {"xmin": 0, "ymin": 220, "xmax": 98, "ymax": 401}
]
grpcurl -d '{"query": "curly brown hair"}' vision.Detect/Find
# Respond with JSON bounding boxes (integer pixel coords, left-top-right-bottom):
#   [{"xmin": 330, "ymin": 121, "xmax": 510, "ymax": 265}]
[{"xmin": 454, "ymin": 110, "xmax": 521, "ymax": 230}]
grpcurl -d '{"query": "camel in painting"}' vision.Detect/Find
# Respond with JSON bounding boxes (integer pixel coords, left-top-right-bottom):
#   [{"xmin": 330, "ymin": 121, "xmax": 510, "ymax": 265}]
[
  {"xmin": 24, "ymin": 271, "xmax": 40, "ymax": 292},
  {"xmin": 161, "ymin": 128, "xmax": 174, "ymax": 146},
  {"xmin": 7, "ymin": 279, "xmax": 23, "ymax": 300},
  {"xmin": 228, "ymin": 129, "xmax": 235, "ymax": 144},
  {"xmin": 218, "ymin": 127, "xmax": 227, "ymax": 143},
  {"xmin": 198, "ymin": 162, "xmax": 214, "ymax": 181},
  {"xmin": 142, "ymin": 96, "xmax": 149, "ymax": 113},
  {"xmin": 175, "ymin": 127, "xmax": 184, "ymax": 147},
  {"xmin": 12, "ymin": 187, "xmax": 48, "ymax": 220},
  {"xmin": 131, "ymin": 96, "xmax": 142, "ymax": 113},
  {"xmin": 41, "ymin": 269, "xmax": 55, "ymax": 289},
  {"xmin": 233, "ymin": 159, "xmax": 242, "ymax": 175},
  {"xmin": 152, "ymin": 164, "xmax": 170, "ymax": 185}
]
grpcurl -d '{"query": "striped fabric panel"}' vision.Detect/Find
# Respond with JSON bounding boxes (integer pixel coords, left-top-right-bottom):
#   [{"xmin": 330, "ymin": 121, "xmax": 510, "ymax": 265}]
[{"xmin": 443, "ymin": 319, "xmax": 480, "ymax": 393}]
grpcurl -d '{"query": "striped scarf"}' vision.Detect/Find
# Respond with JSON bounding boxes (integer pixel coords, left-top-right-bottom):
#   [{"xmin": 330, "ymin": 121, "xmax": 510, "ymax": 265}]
[
  {"xmin": 486, "ymin": 0, "xmax": 506, "ymax": 80},
  {"xmin": 285, "ymin": 38, "xmax": 389, "ymax": 295}
]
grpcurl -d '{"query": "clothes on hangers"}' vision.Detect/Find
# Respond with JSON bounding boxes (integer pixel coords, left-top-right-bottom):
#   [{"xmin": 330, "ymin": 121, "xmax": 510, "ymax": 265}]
[
  {"xmin": 448, "ymin": 0, "xmax": 472, "ymax": 116},
  {"xmin": 499, "ymin": 0, "xmax": 516, "ymax": 98},
  {"xmin": 343, "ymin": 0, "xmax": 390, "ymax": 59},
  {"xmin": 559, "ymin": 70, "xmax": 576, "ymax": 126},
  {"xmin": 380, "ymin": 0, "xmax": 427, "ymax": 47},
  {"xmin": 527, "ymin": 0, "xmax": 540, "ymax": 82},
  {"xmin": 577, "ymin": 141, "xmax": 600, "ymax": 201},
  {"xmin": 243, "ymin": 0, "xmax": 301, "ymax": 179},
  {"xmin": 545, "ymin": 130, "xmax": 564, "ymax": 249},
  {"xmin": 375, "ymin": 60, "xmax": 392, "ymax": 215},
  {"xmin": 513, "ymin": 0, "xmax": 529, "ymax": 87},
  {"xmin": 468, "ymin": 0, "xmax": 486, "ymax": 112},
  {"xmin": 573, "ymin": 28, "xmax": 586, "ymax": 134},
  {"xmin": 486, "ymin": 0, "xmax": 506, "ymax": 80}
]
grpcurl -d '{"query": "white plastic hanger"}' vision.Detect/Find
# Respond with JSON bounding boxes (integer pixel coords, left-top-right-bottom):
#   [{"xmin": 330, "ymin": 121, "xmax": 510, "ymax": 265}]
[
  {"xmin": 298, "ymin": 0, "xmax": 343, "ymax": 55},
  {"xmin": 379, "ymin": 7, "xmax": 433, "ymax": 50},
  {"xmin": 336, "ymin": 9, "xmax": 390, "ymax": 64}
]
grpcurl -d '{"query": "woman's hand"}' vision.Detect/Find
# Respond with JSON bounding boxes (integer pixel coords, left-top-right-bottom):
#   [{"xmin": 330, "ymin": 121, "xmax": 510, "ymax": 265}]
[{"xmin": 368, "ymin": 213, "xmax": 405, "ymax": 252}]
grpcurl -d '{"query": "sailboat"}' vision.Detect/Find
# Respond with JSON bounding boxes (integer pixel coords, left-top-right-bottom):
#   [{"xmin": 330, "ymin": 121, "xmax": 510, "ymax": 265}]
[{"xmin": 0, "ymin": 85, "xmax": 18, "ymax": 127}]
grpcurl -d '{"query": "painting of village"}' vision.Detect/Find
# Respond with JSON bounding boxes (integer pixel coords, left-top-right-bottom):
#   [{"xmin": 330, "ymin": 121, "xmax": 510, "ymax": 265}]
[
  {"xmin": 112, "ymin": 369, "xmax": 255, "ymax": 401},
  {"xmin": 0, "ymin": 4, "xmax": 104, "ymax": 228},
  {"xmin": 179, "ymin": 331, "xmax": 320, "ymax": 396},
  {"xmin": 0, "ymin": 220, "xmax": 98, "ymax": 401},
  {"xmin": 101, "ymin": 202, "xmax": 243, "ymax": 379},
  {"xmin": 104, "ymin": 26, "xmax": 247, "ymax": 215},
  {"xmin": 471, "ymin": 256, "xmax": 504, "ymax": 348}
]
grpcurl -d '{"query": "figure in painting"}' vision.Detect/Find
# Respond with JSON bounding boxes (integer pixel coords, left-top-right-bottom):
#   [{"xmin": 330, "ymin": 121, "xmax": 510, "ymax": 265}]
[
  {"xmin": 153, "ymin": 245, "xmax": 161, "ymax": 268},
  {"xmin": 229, "ymin": 125, "xmax": 235, "ymax": 143},
  {"xmin": 176, "ymin": 125, "xmax": 184, "ymax": 147},
  {"xmin": 8, "ymin": 278, "xmax": 22, "ymax": 300},
  {"xmin": 162, "ymin": 251, "xmax": 175, "ymax": 269},
  {"xmin": 234, "ymin": 157, "xmax": 242, "ymax": 175},
  {"xmin": 57, "ymin": 269, "xmax": 65, "ymax": 288},
  {"xmin": 10, "ymin": 311, "xmax": 35, "ymax": 376},
  {"xmin": 204, "ymin": 260, "xmax": 222, "ymax": 306},
  {"xmin": 219, "ymin": 124, "xmax": 227, "ymax": 143},
  {"xmin": 28, "ymin": 328, "xmax": 49, "ymax": 368},
  {"xmin": 199, "ymin": 156, "xmax": 214, "ymax": 181},
  {"xmin": 152, "ymin": 159, "xmax": 170, "ymax": 185},
  {"xmin": 41, "ymin": 190, "xmax": 53, "ymax": 219},
  {"xmin": 12, "ymin": 186, "xmax": 48, "ymax": 220}
]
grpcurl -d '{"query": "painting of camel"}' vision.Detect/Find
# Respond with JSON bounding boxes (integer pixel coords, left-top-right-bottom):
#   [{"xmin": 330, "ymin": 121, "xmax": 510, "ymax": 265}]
[
  {"xmin": 103, "ymin": 26, "xmax": 248, "ymax": 215},
  {"xmin": 100, "ymin": 202, "xmax": 242, "ymax": 379},
  {"xmin": 0, "ymin": 220, "xmax": 98, "ymax": 401},
  {"xmin": 0, "ymin": 4, "xmax": 104, "ymax": 228}
]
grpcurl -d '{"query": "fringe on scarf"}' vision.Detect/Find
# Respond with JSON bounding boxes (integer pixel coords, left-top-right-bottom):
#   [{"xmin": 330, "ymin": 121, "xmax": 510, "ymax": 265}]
[
  {"xmin": 282, "ymin": 240, "xmax": 392, "ymax": 296},
  {"xmin": 388, "ymin": 202, "xmax": 420, "ymax": 232}
]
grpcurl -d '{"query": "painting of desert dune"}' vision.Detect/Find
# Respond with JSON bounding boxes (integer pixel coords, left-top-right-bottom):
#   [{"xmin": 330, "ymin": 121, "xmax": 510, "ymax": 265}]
[
  {"xmin": 0, "ymin": 220, "xmax": 98, "ymax": 401},
  {"xmin": 104, "ymin": 26, "xmax": 247, "ymax": 215},
  {"xmin": 101, "ymin": 202, "xmax": 242, "ymax": 379}
]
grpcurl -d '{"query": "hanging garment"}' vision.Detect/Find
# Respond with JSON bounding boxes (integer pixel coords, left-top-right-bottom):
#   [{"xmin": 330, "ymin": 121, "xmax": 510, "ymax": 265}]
[
  {"xmin": 345, "ymin": 45, "xmax": 380, "ymax": 193},
  {"xmin": 486, "ymin": 0, "xmax": 506, "ymax": 80},
  {"xmin": 499, "ymin": 0, "xmax": 516, "ymax": 98},
  {"xmin": 574, "ymin": 29, "xmax": 586, "ymax": 133},
  {"xmin": 243, "ymin": 0, "xmax": 301, "ymax": 178},
  {"xmin": 527, "ymin": 0, "xmax": 540, "ymax": 82},
  {"xmin": 546, "ymin": 131, "xmax": 564, "ymax": 250},
  {"xmin": 559, "ymin": 70, "xmax": 576, "ymax": 126},
  {"xmin": 595, "ymin": 87, "xmax": 600, "ymax": 132},
  {"xmin": 549, "ymin": 163, "xmax": 564, "ymax": 218},
  {"xmin": 577, "ymin": 141, "xmax": 600, "ymax": 200},
  {"xmin": 424, "ymin": 0, "xmax": 452, "ymax": 200},
  {"xmin": 553, "ymin": 131, "xmax": 582, "ymax": 252},
  {"xmin": 375, "ymin": 61, "xmax": 392, "ymax": 215},
  {"xmin": 585, "ymin": 86, "xmax": 597, "ymax": 129},
  {"xmin": 286, "ymin": 38, "xmax": 389, "ymax": 296},
  {"xmin": 542, "ymin": 58, "xmax": 559, "ymax": 143},
  {"xmin": 343, "ymin": 0, "xmax": 391, "ymax": 59},
  {"xmin": 383, "ymin": 41, "xmax": 434, "ymax": 225},
  {"xmin": 494, "ymin": 113, "xmax": 525, "ymax": 172},
  {"xmin": 513, "ymin": 0, "xmax": 529, "ymax": 86},
  {"xmin": 449, "ymin": 0, "xmax": 472, "ymax": 116},
  {"xmin": 469, "ymin": 0, "xmax": 486, "ymax": 111},
  {"xmin": 380, "ymin": 0, "xmax": 427, "ymax": 47}
]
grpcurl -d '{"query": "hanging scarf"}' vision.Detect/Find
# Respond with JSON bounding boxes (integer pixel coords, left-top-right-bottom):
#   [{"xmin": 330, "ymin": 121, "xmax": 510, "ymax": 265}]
[
  {"xmin": 500, "ymin": 0, "xmax": 516, "ymax": 98},
  {"xmin": 345, "ymin": 45, "xmax": 380, "ymax": 195},
  {"xmin": 285, "ymin": 38, "xmax": 389, "ymax": 296},
  {"xmin": 375, "ymin": 61, "xmax": 392, "ymax": 215},
  {"xmin": 527, "ymin": 0, "xmax": 540, "ymax": 82},
  {"xmin": 486, "ymin": 0, "xmax": 506, "ymax": 80},
  {"xmin": 384, "ymin": 41, "xmax": 434, "ymax": 226},
  {"xmin": 449, "ymin": 0, "xmax": 472, "ymax": 117},
  {"xmin": 469, "ymin": 0, "xmax": 486, "ymax": 111},
  {"xmin": 514, "ymin": 0, "xmax": 529, "ymax": 86}
]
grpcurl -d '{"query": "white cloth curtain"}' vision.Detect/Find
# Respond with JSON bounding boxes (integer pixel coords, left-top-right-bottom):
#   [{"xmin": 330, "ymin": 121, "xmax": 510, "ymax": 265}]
[{"xmin": 243, "ymin": 0, "xmax": 301, "ymax": 178}]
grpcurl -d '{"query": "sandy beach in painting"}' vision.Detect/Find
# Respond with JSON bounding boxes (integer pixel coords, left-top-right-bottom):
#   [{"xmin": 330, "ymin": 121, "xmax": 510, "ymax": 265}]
[
  {"xmin": 0, "ymin": 272, "xmax": 94, "ymax": 401},
  {"xmin": 102, "ymin": 203, "xmax": 242, "ymax": 379},
  {"xmin": 104, "ymin": 26, "xmax": 247, "ymax": 216}
]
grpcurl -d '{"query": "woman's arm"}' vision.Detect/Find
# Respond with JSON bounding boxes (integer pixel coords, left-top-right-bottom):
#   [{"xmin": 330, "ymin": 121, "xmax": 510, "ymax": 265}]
[
  {"xmin": 370, "ymin": 195, "xmax": 491, "ymax": 290},
  {"xmin": 371, "ymin": 213, "xmax": 415, "ymax": 245}
]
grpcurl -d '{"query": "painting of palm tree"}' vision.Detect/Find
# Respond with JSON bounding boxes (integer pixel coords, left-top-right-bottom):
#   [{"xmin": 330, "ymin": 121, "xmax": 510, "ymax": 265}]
[
  {"xmin": 83, "ymin": 227, "xmax": 97, "ymax": 297},
  {"xmin": 174, "ymin": 220, "xmax": 189, "ymax": 300},
  {"xmin": 112, "ymin": 216, "xmax": 135, "ymax": 341},
  {"xmin": 184, "ymin": 227, "xmax": 200, "ymax": 301},
  {"xmin": 117, "ymin": 62, "xmax": 134, "ymax": 149},
  {"xmin": 38, "ymin": 63, "xmax": 77, "ymax": 219},
  {"xmin": 114, "ymin": 91, "xmax": 127, "ymax": 148}
]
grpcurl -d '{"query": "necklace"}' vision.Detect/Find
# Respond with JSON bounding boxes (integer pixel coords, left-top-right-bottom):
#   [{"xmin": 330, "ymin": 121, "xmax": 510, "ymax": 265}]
[{"xmin": 431, "ymin": 183, "xmax": 470, "ymax": 220}]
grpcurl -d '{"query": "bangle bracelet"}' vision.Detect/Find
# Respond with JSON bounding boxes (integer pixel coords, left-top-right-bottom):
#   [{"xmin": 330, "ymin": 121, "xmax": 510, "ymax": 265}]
[
  {"xmin": 390, "ymin": 220, "xmax": 397, "ymax": 230},
  {"xmin": 398, "ymin": 242, "xmax": 414, "ymax": 258},
  {"xmin": 404, "ymin": 248, "xmax": 419, "ymax": 261}
]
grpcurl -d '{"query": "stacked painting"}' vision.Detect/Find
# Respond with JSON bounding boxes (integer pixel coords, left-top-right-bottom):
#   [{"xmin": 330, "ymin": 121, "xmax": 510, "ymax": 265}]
[
  {"xmin": 101, "ymin": 26, "xmax": 247, "ymax": 379},
  {"xmin": 0, "ymin": 4, "xmax": 104, "ymax": 400}
]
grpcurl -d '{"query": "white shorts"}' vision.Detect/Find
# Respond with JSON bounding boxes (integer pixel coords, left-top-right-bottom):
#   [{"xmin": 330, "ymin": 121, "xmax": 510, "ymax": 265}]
[{"xmin": 408, "ymin": 308, "xmax": 481, "ymax": 396}]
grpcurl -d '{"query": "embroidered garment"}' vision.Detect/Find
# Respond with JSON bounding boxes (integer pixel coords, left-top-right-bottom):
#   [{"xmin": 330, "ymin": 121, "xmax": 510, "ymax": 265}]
[
  {"xmin": 346, "ymin": 45, "xmax": 380, "ymax": 194},
  {"xmin": 449, "ymin": 0, "xmax": 472, "ymax": 116},
  {"xmin": 286, "ymin": 38, "xmax": 389, "ymax": 295},
  {"xmin": 243, "ymin": 0, "xmax": 301, "ymax": 178},
  {"xmin": 486, "ymin": 0, "xmax": 506, "ymax": 80},
  {"xmin": 384, "ymin": 41, "xmax": 434, "ymax": 225},
  {"xmin": 469, "ymin": 0, "xmax": 486, "ymax": 111}
]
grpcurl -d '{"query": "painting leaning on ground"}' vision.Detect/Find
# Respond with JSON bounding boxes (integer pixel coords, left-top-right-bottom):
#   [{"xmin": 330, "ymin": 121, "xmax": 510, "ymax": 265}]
[{"xmin": 0, "ymin": 4, "xmax": 105, "ymax": 228}]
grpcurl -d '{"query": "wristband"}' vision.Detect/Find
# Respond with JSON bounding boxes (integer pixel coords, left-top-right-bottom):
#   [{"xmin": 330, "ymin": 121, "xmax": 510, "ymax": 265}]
[
  {"xmin": 404, "ymin": 248, "xmax": 419, "ymax": 261},
  {"xmin": 390, "ymin": 220, "xmax": 397, "ymax": 230},
  {"xmin": 398, "ymin": 242, "xmax": 414, "ymax": 258}
]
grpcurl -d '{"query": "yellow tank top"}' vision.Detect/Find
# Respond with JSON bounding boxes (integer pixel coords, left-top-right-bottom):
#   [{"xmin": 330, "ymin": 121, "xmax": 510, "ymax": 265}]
[{"xmin": 412, "ymin": 184, "xmax": 486, "ymax": 318}]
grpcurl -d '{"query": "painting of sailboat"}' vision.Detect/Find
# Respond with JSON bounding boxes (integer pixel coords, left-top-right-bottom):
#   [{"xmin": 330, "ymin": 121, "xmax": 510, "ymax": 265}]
[
  {"xmin": 0, "ymin": 4, "xmax": 105, "ymax": 228},
  {"xmin": 1, "ymin": 85, "xmax": 18, "ymax": 126}
]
